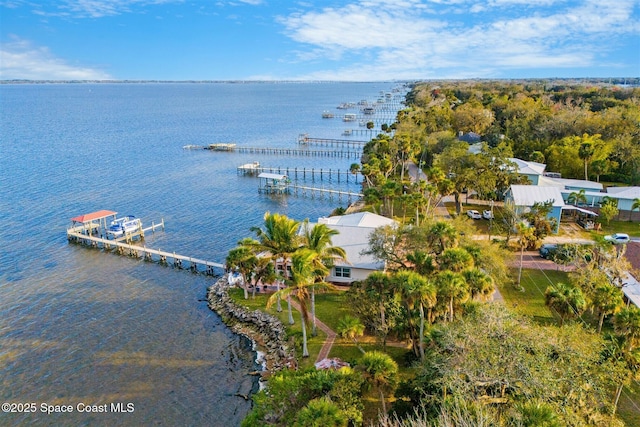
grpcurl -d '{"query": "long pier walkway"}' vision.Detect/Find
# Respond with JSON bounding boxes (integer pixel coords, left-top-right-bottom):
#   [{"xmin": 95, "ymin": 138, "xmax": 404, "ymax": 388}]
[
  {"xmin": 238, "ymin": 165, "xmax": 361, "ymax": 183},
  {"xmin": 288, "ymin": 184, "xmax": 363, "ymax": 202},
  {"xmin": 232, "ymin": 146, "xmax": 361, "ymax": 158},
  {"xmin": 297, "ymin": 134, "xmax": 368, "ymax": 148},
  {"xmin": 67, "ymin": 221, "xmax": 223, "ymax": 275}
]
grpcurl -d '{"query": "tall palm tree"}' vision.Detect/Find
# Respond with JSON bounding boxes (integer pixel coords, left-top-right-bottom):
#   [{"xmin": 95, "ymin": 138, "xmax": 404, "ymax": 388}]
[
  {"xmin": 463, "ymin": 268, "xmax": 494, "ymax": 301},
  {"xmin": 544, "ymin": 282, "xmax": 586, "ymax": 326},
  {"xmin": 249, "ymin": 212, "xmax": 302, "ymax": 312},
  {"xmin": 591, "ymin": 283, "xmax": 623, "ymax": 333},
  {"xmin": 517, "ymin": 222, "xmax": 535, "ymax": 289},
  {"xmin": 578, "ymin": 141, "xmax": 594, "ymax": 181},
  {"xmin": 362, "ymin": 271, "xmax": 392, "ymax": 349},
  {"xmin": 358, "ymin": 351, "xmax": 398, "ymax": 414},
  {"xmin": 394, "ymin": 271, "xmax": 436, "ymax": 360},
  {"xmin": 301, "ymin": 221, "xmax": 346, "ymax": 336},
  {"xmin": 630, "ymin": 197, "xmax": 640, "ymax": 221},
  {"xmin": 225, "ymin": 245, "xmax": 257, "ymax": 299},
  {"xmin": 405, "ymin": 250, "xmax": 435, "ymax": 276},
  {"xmin": 267, "ymin": 249, "xmax": 330, "ymax": 358},
  {"xmin": 428, "ymin": 221, "xmax": 458, "ymax": 255},
  {"xmin": 438, "ymin": 247, "xmax": 474, "ymax": 272},
  {"xmin": 614, "ymin": 307, "xmax": 640, "ymax": 352},
  {"xmin": 567, "ymin": 189, "xmax": 587, "ymax": 207},
  {"xmin": 435, "ymin": 270, "xmax": 468, "ymax": 322}
]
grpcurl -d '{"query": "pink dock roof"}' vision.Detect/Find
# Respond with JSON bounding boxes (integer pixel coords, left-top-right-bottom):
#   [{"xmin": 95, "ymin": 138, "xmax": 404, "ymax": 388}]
[{"xmin": 71, "ymin": 210, "xmax": 117, "ymax": 223}]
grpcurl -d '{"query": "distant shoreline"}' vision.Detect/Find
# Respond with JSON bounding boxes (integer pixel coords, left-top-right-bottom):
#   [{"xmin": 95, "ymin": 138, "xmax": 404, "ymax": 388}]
[{"xmin": 1, "ymin": 77, "xmax": 638, "ymax": 86}]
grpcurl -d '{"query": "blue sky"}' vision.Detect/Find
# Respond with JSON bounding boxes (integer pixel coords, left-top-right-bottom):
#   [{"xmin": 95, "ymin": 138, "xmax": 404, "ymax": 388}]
[{"xmin": 1, "ymin": 0, "xmax": 639, "ymax": 80}]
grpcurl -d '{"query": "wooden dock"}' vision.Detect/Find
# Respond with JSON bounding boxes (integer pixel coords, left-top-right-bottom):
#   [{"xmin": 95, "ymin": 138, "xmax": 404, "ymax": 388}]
[
  {"xmin": 231, "ymin": 146, "xmax": 362, "ymax": 158},
  {"xmin": 297, "ymin": 134, "xmax": 368, "ymax": 148},
  {"xmin": 238, "ymin": 165, "xmax": 361, "ymax": 183},
  {"xmin": 289, "ymin": 184, "xmax": 363, "ymax": 202},
  {"xmin": 66, "ymin": 212, "xmax": 223, "ymax": 275}
]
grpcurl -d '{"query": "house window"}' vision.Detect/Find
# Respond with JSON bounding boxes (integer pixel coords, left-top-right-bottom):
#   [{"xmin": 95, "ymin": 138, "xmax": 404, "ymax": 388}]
[{"xmin": 334, "ymin": 267, "xmax": 351, "ymax": 278}]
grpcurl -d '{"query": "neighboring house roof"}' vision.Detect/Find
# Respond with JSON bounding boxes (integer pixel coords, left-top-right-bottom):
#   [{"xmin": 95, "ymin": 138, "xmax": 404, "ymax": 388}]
[
  {"xmin": 508, "ymin": 185, "xmax": 565, "ymax": 207},
  {"xmin": 318, "ymin": 211, "xmax": 396, "ymax": 228},
  {"xmin": 606, "ymin": 186, "xmax": 640, "ymax": 200},
  {"xmin": 537, "ymin": 176, "xmax": 565, "ymax": 188},
  {"xmin": 458, "ymin": 132, "xmax": 481, "ymax": 143},
  {"xmin": 508, "ymin": 158, "xmax": 547, "ymax": 176},
  {"xmin": 314, "ymin": 212, "xmax": 397, "ymax": 271},
  {"xmin": 542, "ymin": 176, "xmax": 603, "ymax": 191}
]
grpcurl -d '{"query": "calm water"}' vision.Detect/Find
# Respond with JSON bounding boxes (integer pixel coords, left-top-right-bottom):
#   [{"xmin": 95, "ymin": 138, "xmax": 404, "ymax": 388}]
[{"xmin": 0, "ymin": 82, "xmax": 403, "ymax": 426}]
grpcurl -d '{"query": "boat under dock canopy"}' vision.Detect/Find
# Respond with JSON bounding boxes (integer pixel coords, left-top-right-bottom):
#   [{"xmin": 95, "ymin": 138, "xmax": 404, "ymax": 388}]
[{"xmin": 258, "ymin": 172, "xmax": 290, "ymax": 194}]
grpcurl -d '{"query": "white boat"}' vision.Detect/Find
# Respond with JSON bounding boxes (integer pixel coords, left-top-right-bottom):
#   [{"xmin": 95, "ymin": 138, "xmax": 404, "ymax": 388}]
[
  {"xmin": 107, "ymin": 216, "xmax": 141, "ymax": 237},
  {"xmin": 343, "ymin": 113, "xmax": 357, "ymax": 122},
  {"xmin": 321, "ymin": 111, "xmax": 335, "ymax": 118},
  {"xmin": 362, "ymin": 106, "xmax": 375, "ymax": 115}
]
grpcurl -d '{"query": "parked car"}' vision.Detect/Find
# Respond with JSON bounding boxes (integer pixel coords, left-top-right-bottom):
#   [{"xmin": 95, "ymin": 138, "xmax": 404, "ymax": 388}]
[
  {"xmin": 539, "ymin": 244, "xmax": 558, "ymax": 259},
  {"xmin": 467, "ymin": 210, "xmax": 482, "ymax": 220},
  {"xmin": 482, "ymin": 210, "xmax": 494, "ymax": 220},
  {"xmin": 604, "ymin": 233, "xmax": 631, "ymax": 244}
]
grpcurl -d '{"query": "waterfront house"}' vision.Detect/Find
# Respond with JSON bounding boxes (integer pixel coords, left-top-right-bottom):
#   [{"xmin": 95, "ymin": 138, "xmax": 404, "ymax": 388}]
[{"xmin": 310, "ymin": 212, "xmax": 397, "ymax": 284}]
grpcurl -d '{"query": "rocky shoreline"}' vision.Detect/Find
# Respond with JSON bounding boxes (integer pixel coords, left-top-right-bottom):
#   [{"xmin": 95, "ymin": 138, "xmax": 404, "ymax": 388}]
[{"xmin": 207, "ymin": 276, "xmax": 297, "ymax": 377}]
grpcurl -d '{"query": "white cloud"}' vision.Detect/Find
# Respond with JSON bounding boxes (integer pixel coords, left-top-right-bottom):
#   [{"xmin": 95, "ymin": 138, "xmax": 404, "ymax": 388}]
[
  {"xmin": 277, "ymin": 0, "xmax": 639, "ymax": 79},
  {"xmin": 0, "ymin": 36, "xmax": 112, "ymax": 80}
]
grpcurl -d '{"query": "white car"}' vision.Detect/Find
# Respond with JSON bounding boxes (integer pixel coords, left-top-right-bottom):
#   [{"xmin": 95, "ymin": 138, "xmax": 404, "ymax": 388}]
[
  {"xmin": 604, "ymin": 233, "xmax": 630, "ymax": 244},
  {"xmin": 466, "ymin": 210, "xmax": 482, "ymax": 220},
  {"xmin": 482, "ymin": 210, "xmax": 494, "ymax": 220}
]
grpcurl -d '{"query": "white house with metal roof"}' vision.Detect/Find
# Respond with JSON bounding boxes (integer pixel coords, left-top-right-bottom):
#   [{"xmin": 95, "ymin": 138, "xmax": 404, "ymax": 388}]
[
  {"xmin": 312, "ymin": 212, "xmax": 397, "ymax": 284},
  {"xmin": 505, "ymin": 185, "xmax": 566, "ymax": 233},
  {"xmin": 606, "ymin": 186, "xmax": 640, "ymax": 211},
  {"xmin": 507, "ymin": 158, "xmax": 547, "ymax": 185}
]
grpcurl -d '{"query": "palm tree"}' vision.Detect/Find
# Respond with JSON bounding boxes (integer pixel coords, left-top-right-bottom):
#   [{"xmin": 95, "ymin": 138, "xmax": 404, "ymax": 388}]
[
  {"xmin": 358, "ymin": 351, "xmax": 398, "ymax": 414},
  {"xmin": 578, "ymin": 140, "xmax": 594, "ymax": 181},
  {"xmin": 516, "ymin": 222, "xmax": 535, "ymax": 289},
  {"xmin": 435, "ymin": 270, "xmax": 468, "ymax": 322},
  {"xmin": 225, "ymin": 245, "xmax": 258, "ymax": 299},
  {"xmin": 591, "ymin": 283, "xmax": 623, "ymax": 333},
  {"xmin": 267, "ymin": 249, "xmax": 331, "ymax": 358},
  {"xmin": 301, "ymin": 221, "xmax": 346, "ymax": 336},
  {"xmin": 405, "ymin": 250, "xmax": 435, "ymax": 276},
  {"xmin": 337, "ymin": 315, "xmax": 365, "ymax": 354},
  {"xmin": 249, "ymin": 212, "xmax": 302, "ymax": 313},
  {"xmin": 614, "ymin": 307, "xmax": 640, "ymax": 351},
  {"xmin": 463, "ymin": 268, "xmax": 494, "ymax": 301},
  {"xmin": 438, "ymin": 247, "xmax": 474, "ymax": 272},
  {"xmin": 544, "ymin": 282, "xmax": 586, "ymax": 326},
  {"xmin": 362, "ymin": 272, "xmax": 392, "ymax": 349},
  {"xmin": 630, "ymin": 197, "xmax": 640, "ymax": 221},
  {"xmin": 393, "ymin": 271, "xmax": 434, "ymax": 358},
  {"xmin": 428, "ymin": 221, "xmax": 458, "ymax": 255},
  {"xmin": 567, "ymin": 189, "xmax": 587, "ymax": 207},
  {"xmin": 295, "ymin": 397, "xmax": 348, "ymax": 427}
]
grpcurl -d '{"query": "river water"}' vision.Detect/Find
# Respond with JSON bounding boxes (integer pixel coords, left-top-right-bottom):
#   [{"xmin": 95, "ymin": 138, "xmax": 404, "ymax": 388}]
[{"xmin": 0, "ymin": 81, "xmax": 404, "ymax": 426}]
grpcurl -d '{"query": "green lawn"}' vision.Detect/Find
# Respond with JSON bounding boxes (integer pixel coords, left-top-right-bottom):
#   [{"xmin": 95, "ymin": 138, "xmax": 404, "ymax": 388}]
[
  {"xmin": 498, "ymin": 269, "xmax": 571, "ymax": 326},
  {"xmin": 228, "ymin": 288, "xmax": 327, "ymax": 369},
  {"xmin": 619, "ymin": 380, "xmax": 640, "ymax": 427},
  {"xmin": 227, "ymin": 287, "xmax": 412, "ymax": 370},
  {"xmin": 595, "ymin": 219, "xmax": 640, "ymax": 237}
]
